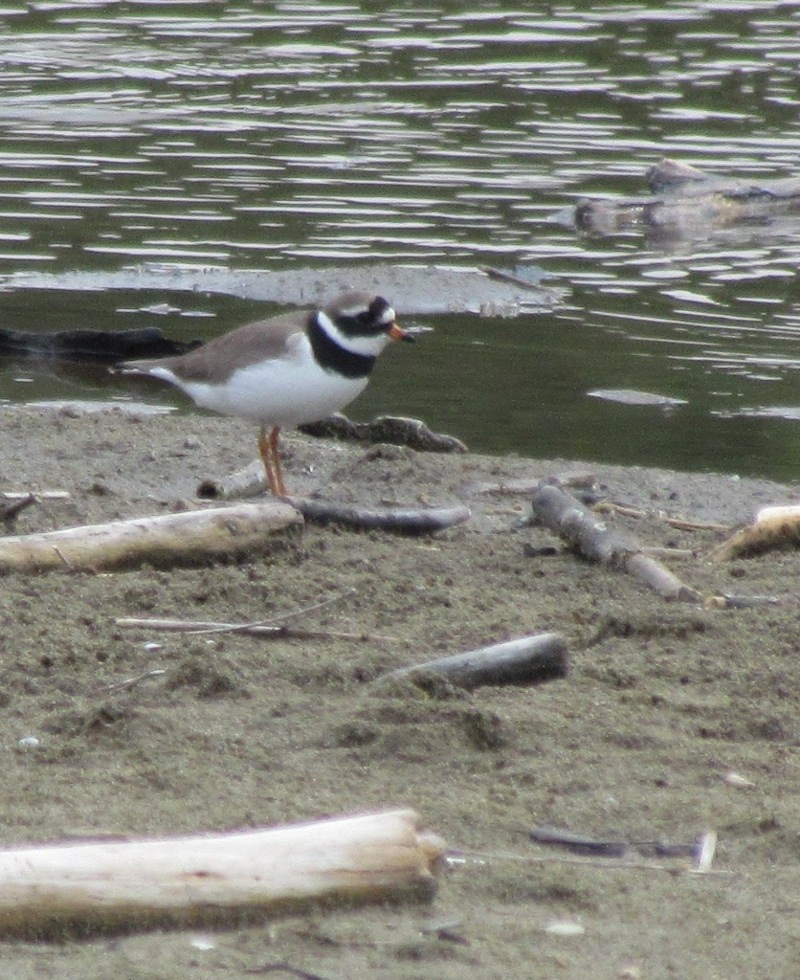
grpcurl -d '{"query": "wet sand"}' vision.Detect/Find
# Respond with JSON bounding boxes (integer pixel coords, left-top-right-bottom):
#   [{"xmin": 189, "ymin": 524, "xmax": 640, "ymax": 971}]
[{"xmin": 0, "ymin": 404, "xmax": 798, "ymax": 978}]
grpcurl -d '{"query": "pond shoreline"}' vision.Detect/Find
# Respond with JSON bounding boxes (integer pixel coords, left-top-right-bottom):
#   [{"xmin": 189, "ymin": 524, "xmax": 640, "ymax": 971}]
[{"xmin": 0, "ymin": 405, "xmax": 797, "ymax": 976}]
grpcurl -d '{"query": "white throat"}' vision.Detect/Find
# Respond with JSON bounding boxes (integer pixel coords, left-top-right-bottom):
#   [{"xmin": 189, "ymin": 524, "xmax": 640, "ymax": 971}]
[{"xmin": 316, "ymin": 309, "xmax": 393, "ymax": 358}]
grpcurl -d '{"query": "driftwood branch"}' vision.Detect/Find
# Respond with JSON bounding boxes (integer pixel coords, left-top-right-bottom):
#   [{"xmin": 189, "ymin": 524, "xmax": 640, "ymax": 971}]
[
  {"xmin": 0, "ymin": 503, "xmax": 302, "ymax": 574},
  {"xmin": 375, "ymin": 633, "xmax": 568, "ymax": 690},
  {"xmin": 287, "ymin": 498, "xmax": 471, "ymax": 535},
  {"xmin": 531, "ymin": 483, "xmax": 701, "ymax": 602},
  {"xmin": 0, "ymin": 809, "xmax": 446, "ymax": 938},
  {"xmin": 710, "ymin": 504, "xmax": 800, "ymax": 561}
]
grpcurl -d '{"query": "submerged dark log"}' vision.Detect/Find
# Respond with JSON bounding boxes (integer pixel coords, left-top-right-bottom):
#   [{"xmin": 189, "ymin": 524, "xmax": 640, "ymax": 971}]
[
  {"xmin": 299, "ymin": 414, "xmax": 467, "ymax": 453},
  {"xmin": 573, "ymin": 158, "xmax": 800, "ymax": 237},
  {"xmin": 0, "ymin": 327, "xmax": 200, "ymax": 362}
]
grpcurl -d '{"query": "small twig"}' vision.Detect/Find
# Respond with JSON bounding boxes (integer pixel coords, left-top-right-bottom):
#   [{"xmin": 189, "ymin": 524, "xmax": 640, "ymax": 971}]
[
  {"xmin": 2, "ymin": 491, "xmax": 70, "ymax": 500},
  {"xmin": 593, "ymin": 500, "xmax": 731, "ymax": 533},
  {"xmin": 448, "ymin": 848, "xmax": 731, "ymax": 877},
  {"xmin": 476, "ymin": 472, "xmax": 597, "ymax": 496},
  {"xmin": 101, "ymin": 669, "xmax": 167, "ymax": 693},
  {"xmin": 52, "ymin": 545, "xmax": 72, "ymax": 568},
  {"xmin": 480, "ymin": 265, "xmax": 546, "ymax": 291},
  {"xmin": 695, "ymin": 830, "xmax": 718, "ymax": 873},
  {"xmin": 249, "ymin": 588, "xmax": 357, "ymax": 627},
  {"xmin": 666, "ymin": 516, "xmax": 731, "ymax": 533},
  {"xmin": 0, "ymin": 493, "xmax": 37, "ymax": 523},
  {"xmin": 244, "ymin": 962, "xmax": 331, "ymax": 979},
  {"xmin": 115, "ymin": 617, "xmax": 400, "ymax": 643},
  {"xmin": 529, "ymin": 826, "xmax": 628, "ymax": 857},
  {"xmin": 145, "ymin": 588, "xmax": 357, "ymax": 637},
  {"xmin": 705, "ymin": 593, "xmax": 781, "ymax": 610}
]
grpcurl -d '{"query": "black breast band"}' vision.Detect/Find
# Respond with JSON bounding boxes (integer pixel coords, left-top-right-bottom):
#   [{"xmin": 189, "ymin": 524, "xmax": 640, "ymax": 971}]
[{"xmin": 308, "ymin": 316, "xmax": 376, "ymax": 379}]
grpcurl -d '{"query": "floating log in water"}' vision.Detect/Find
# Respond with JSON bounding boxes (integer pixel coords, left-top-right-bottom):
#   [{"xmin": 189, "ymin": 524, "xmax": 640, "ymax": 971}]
[
  {"xmin": 0, "ymin": 326, "xmax": 200, "ymax": 361},
  {"xmin": 531, "ymin": 482, "xmax": 701, "ymax": 602},
  {"xmin": 0, "ymin": 502, "xmax": 302, "ymax": 574},
  {"xmin": 572, "ymin": 158, "xmax": 800, "ymax": 238},
  {"xmin": 0, "ymin": 809, "xmax": 446, "ymax": 937},
  {"xmin": 299, "ymin": 414, "xmax": 468, "ymax": 454},
  {"xmin": 375, "ymin": 632, "xmax": 569, "ymax": 690}
]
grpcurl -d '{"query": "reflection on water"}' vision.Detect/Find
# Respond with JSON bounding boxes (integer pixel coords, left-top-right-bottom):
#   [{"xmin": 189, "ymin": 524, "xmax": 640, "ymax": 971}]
[{"xmin": 2, "ymin": 2, "xmax": 800, "ymax": 480}]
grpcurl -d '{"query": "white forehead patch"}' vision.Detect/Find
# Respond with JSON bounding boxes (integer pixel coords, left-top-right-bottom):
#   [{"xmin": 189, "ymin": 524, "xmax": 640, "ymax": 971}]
[{"xmin": 334, "ymin": 300, "xmax": 395, "ymax": 324}]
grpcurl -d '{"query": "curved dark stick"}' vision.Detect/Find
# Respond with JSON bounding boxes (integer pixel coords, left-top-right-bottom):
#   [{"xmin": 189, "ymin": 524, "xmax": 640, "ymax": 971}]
[{"xmin": 286, "ymin": 497, "xmax": 471, "ymax": 534}]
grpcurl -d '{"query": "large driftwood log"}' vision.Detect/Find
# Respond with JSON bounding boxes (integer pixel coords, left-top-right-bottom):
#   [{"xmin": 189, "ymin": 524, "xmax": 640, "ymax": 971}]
[
  {"xmin": 531, "ymin": 483, "xmax": 701, "ymax": 602},
  {"xmin": 0, "ymin": 809, "xmax": 446, "ymax": 937},
  {"xmin": 0, "ymin": 502, "xmax": 302, "ymax": 574},
  {"xmin": 375, "ymin": 633, "xmax": 569, "ymax": 690},
  {"xmin": 573, "ymin": 158, "xmax": 800, "ymax": 238}
]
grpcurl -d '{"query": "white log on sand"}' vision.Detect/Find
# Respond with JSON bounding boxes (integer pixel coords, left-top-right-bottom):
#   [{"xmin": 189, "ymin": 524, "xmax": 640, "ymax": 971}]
[
  {"xmin": 0, "ymin": 502, "xmax": 302, "ymax": 574},
  {"xmin": 710, "ymin": 503, "xmax": 800, "ymax": 561},
  {"xmin": 0, "ymin": 809, "xmax": 446, "ymax": 936}
]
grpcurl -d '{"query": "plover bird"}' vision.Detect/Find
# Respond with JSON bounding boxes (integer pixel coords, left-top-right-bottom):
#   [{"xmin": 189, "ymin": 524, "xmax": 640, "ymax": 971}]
[{"xmin": 117, "ymin": 291, "xmax": 413, "ymax": 496}]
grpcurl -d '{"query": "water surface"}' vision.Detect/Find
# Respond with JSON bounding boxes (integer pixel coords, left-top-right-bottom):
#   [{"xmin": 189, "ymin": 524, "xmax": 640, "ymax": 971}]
[{"xmin": 3, "ymin": 1, "xmax": 800, "ymax": 480}]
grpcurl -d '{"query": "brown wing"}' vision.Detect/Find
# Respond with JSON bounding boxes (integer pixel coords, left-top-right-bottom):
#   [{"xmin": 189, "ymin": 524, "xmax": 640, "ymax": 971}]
[{"xmin": 120, "ymin": 309, "xmax": 312, "ymax": 383}]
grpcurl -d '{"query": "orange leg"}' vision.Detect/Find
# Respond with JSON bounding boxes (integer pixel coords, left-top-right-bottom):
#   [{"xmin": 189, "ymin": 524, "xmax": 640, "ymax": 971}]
[
  {"xmin": 257, "ymin": 424, "xmax": 287, "ymax": 497},
  {"xmin": 269, "ymin": 426, "xmax": 287, "ymax": 497},
  {"xmin": 258, "ymin": 424, "xmax": 279, "ymax": 496}
]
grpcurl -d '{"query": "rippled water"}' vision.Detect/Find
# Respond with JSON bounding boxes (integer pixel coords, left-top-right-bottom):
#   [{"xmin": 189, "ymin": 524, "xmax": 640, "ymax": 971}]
[{"xmin": 2, "ymin": 1, "xmax": 800, "ymax": 480}]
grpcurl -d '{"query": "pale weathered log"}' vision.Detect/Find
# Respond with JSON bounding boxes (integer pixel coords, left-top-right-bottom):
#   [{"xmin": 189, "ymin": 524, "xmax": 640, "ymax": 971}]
[
  {"xmin": 710, "ymin": 504, "xmax": 800, "ymax": 561},
  {"xmin": 375, "ymin": 633, "xmax": 568, "ymax": 690},
  {"xmin": 0, "ymin": 502, "xmax": 302, "ymax": 574},
  {"xmin": 531, "ymin": 483, "xmax": 701, "ymax": 601},
  {"xmin": 0, "ymin": 809, "xmax": 446, "ymax": 937},
  {"xmin": 625, "ymin": 552, "xmax": 701, "ymax": 602}
]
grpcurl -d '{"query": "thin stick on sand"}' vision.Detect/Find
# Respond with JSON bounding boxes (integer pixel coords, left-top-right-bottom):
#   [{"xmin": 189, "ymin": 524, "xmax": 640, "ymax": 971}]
[{"xmin": 116, "ymin": 617, "xmax": 400, "ymax": 643}]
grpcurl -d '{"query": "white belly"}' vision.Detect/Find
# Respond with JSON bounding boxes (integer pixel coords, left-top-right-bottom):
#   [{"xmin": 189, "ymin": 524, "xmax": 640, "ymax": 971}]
[{"xmin": 172, "ymin": 357, "xmax": 368, "ymax": 427}]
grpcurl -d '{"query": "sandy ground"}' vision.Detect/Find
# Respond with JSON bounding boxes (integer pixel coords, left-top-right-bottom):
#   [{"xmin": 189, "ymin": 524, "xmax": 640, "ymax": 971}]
[{"xmin": 1, "ymin": 404, "xmax": 800, "ymax": 978}]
